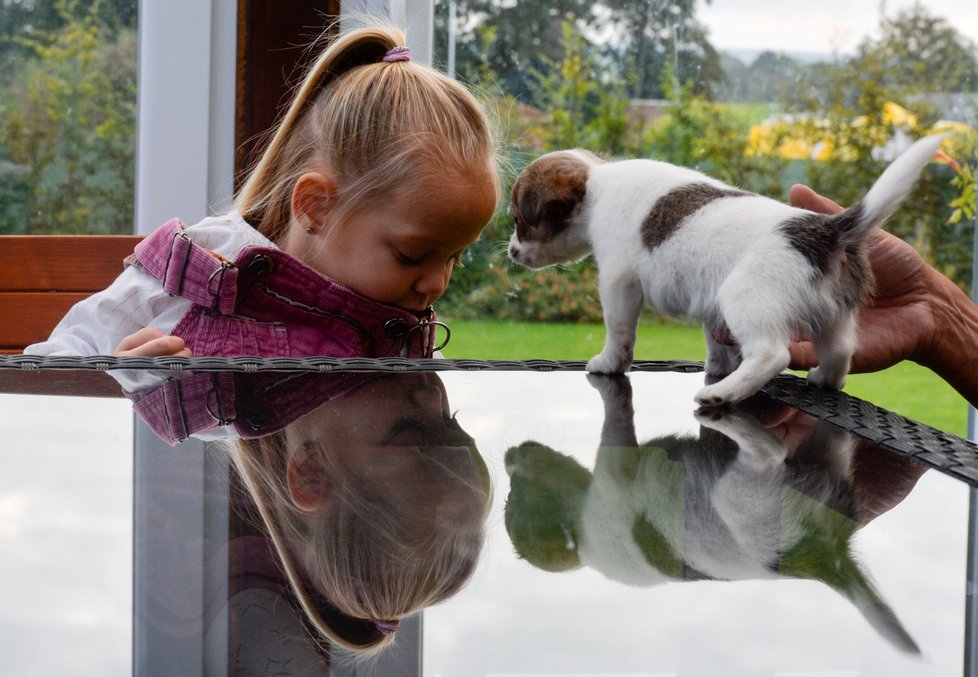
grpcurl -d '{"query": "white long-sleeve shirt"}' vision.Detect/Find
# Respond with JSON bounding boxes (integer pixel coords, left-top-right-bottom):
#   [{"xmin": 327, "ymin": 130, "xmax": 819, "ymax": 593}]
[{"xmin": 25, "ymin": 212, "xmax": 275, "ymax": 357}]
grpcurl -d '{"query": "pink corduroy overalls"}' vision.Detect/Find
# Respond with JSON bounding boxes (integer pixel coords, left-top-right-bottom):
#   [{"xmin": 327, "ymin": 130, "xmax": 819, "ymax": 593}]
[
  {"xmin": 130, "ymin": 370, "xmax": 382, "ymax": 444},
  {"xmin": 126, "ymin": 218, "xmax": 445, "ymax": 358}
]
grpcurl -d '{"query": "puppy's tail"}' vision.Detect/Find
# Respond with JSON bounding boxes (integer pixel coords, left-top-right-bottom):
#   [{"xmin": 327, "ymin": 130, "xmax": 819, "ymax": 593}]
[{"xmin": 836, "ymin": 133, "xmax": 947, "ymax": 246}]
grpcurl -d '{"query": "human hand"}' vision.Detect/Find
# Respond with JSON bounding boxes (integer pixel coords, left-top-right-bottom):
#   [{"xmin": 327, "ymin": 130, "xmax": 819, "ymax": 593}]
[
  {"xmin": 115, "ymin": 327, "xmax": 193, "ymax": 357},
  {"xmin": 787, "ymin": 184, "xmax": 937, "ymax": 374}
]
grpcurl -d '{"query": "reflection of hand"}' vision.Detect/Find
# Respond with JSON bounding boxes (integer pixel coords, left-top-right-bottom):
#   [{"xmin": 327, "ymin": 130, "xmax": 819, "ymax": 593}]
[
  {"xmin": 742, "ymin": 397, "xmax": 926, "ymax": 527},
  {"xmin": 787, "ymin": 185, "xmax": 937, "ymax": 374},
  {"xmin": 115, "ymin": 327, "xmax": 193, "ymax": 357}
]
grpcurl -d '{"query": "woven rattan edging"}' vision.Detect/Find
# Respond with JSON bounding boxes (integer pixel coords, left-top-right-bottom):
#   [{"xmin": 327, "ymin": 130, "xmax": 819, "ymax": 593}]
[
  {"xmin": 762, "ymin": 372, "xmax": 978, "ymax": 487},
  {"xmin": 0, "ymin": 355, "xmax": 706, "ymax": 373},
  {"xmin": 3, "ymin": 354, "xmax": 976, "ymax": 486}
]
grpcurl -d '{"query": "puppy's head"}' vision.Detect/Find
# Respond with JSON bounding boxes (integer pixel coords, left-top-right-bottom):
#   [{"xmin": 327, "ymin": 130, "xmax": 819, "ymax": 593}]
[{"xmin": 508, "ymin": 150, "xmax": 597, "ymax": 269}]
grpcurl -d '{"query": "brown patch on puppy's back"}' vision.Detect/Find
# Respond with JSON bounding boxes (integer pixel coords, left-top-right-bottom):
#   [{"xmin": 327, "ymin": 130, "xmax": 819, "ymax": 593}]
[
  {"xmin": 511, "ymin": 152, "xmax": 591, "ymax": 241},
  {"xmin": 642, "ymin": 183, "xmax": 749, "ymax": 250}
]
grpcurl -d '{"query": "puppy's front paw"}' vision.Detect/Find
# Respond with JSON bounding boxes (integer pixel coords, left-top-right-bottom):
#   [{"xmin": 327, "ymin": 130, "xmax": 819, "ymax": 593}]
[{"xmin": 586, "ymin": 352, "xmax": 630, "ymax": 374}]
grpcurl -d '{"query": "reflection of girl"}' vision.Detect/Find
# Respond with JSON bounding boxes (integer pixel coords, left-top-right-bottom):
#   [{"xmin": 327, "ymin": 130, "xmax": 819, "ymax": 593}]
[{"xmin": 229, "ymin": 372, "xmax": 491, "ymax": 655}]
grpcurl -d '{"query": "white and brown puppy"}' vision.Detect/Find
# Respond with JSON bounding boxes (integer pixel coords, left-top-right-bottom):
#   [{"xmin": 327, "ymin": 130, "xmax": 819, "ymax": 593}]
[{"xmin": 508, "ymin": 134, "xmax": 946, "ymax": 406}]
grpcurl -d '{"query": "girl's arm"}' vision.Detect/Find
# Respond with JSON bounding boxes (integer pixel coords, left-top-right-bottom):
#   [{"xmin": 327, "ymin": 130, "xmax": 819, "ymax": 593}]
[{"xmin": 23, "ymin": 265, "xmax": 192, "ymax": 357}]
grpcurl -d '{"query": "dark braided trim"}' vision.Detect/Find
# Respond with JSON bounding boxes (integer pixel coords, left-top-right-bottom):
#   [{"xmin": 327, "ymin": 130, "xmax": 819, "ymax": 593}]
[
  {"xmin": 762, "ymin": 373, "xmax": 978, "ymax": 487},
  {"xmin": 4, "ymin": 355, "xmax": 974, "ymax": 486},
  {"xmin": 0, "ymin": 354, "xmax": 705, "ymax": 374}
]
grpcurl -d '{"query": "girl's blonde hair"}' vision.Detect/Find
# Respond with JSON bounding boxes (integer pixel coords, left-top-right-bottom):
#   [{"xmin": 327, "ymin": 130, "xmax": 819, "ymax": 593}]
[
  {"xmin": 235, "ymin": 24, "xmax": 500, "ymax": 243},
  {"xmin": 229, "ymin": 429, "xmax": 488, "ymax": 654}
]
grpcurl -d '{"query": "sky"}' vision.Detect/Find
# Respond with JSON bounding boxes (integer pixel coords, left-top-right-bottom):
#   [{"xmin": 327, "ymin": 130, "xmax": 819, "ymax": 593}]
[{"xmin": 697, "ymin": 0, "xmax": 978, "ymax": 58}]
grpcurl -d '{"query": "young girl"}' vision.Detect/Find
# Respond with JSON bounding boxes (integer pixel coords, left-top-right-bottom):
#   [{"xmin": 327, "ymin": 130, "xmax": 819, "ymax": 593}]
[{"xmin": 25, "ymin": 25, "xmax": 499, "ymax": 359}]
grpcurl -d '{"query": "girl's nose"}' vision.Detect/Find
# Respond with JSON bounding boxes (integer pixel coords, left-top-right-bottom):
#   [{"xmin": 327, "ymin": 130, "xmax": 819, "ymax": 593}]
[{"xmin": 414, "ymin": 262, "xmax": 452, "ymax": 299}]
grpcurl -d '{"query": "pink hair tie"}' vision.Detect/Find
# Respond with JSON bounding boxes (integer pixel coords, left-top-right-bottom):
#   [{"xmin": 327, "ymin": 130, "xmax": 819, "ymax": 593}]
[
  {"xmin": 383, "ymin": 46, "xmax": 411, "ymax": 63},
  {"xmin": 374, "ymin": 619, "xmax": 400, "ymax": 635}
]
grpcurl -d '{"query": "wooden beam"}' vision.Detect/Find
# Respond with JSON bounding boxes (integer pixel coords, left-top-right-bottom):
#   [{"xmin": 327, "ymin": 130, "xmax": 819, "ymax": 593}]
[
  {"xmin": 0, "ymin": 236, "xmax": 141, "ymax": 292},
  {"xmin": 235, "ymin": 0, "xmax": 341, "ymax": 188}
]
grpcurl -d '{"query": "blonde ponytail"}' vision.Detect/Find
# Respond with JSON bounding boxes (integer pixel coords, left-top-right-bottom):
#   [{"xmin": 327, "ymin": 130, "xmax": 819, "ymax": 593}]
[{"xmin": 235, "ymin": 25, "xmax": 499, "ymax": 243}]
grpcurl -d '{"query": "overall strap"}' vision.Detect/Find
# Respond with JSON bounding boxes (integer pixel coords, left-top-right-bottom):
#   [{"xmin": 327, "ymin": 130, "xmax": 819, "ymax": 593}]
[
  {"xmin": 128, "ymin": 218, "xmax": 240, "ymax": 315},
  {"xmin": 128, "ymin": 371, "xmax": 237, "ymax": 445}
]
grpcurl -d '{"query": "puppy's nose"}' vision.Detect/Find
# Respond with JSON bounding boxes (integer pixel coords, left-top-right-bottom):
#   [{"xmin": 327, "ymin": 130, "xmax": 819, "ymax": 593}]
[{"xmin": 508, "ymin": 243, "xmax": 519, "ymax": 259}]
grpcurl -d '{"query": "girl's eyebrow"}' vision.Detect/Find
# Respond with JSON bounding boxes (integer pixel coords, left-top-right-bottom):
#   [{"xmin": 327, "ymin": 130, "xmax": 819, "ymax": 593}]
[{"xmin": 391, "ymin": 233, "xmax": 482, "ymax": 249}]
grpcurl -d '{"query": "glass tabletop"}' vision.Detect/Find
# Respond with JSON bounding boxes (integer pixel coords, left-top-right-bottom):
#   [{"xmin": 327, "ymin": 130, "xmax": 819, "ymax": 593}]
[{"xmin": 0, "ymin": 361, "xmax": 975, "ymax": 676}]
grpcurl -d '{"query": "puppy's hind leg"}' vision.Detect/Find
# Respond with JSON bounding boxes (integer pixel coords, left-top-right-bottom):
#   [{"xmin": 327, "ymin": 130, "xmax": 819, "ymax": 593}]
[
  {"xmin": 704, "ymin": 324, "xmax": 740, "ymax": 383},
  {"xmin": 696, "ymin": 335, "xmax": 790, "ymax": 406},
  {"xmin": 808, "ymin": 313, "xmax": 858, "ymax": 389},
  {"xmin": 587, "ymin": 273, "xmax": 644, "ymax": 374},
  {"xmin": 696, "ymin": 290, "xmax": 791, "ymax": 406}
]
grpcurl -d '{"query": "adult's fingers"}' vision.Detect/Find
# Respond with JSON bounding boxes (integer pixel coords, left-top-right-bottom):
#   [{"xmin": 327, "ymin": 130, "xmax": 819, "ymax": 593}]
[{"xmin": 789, "ymin": 184, "xmax": 844, "ymax": 215}]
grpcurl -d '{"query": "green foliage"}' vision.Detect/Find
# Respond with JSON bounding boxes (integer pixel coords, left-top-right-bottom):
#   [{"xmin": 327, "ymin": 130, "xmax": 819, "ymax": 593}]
[
  {"xmin": 526, "ymin": 21, "xmax": 644, "ymax": 157},
  {"xmin": 851, "ymin": 2, "xmax": 978, "ymax": 94},
  {"xmin": 0, "ymin": 0, "xmax": 136, "ymax": 234},
  {"xmin": 0, "ymin": 0, "xmax": 135, "ymax": 60},
  {"xmin": 434, "ymin": 0, "xmax": 723, "ymax": 105},
  {"xmin": 649, "ymin": 71, "xmax": 787, "ymax": 196},
  {"xmin": 600, "ymin": 0, "xmax": 722, "ymax": 100},
  {"xmin": 445, "ymin": 258, "xmax": 605, "ymax": 323},
  {"xmin": 946, "ymin": 132, "xmax": 977, "ymax": 227},
  {"xmin": 783, "ymin": 39, "xmax": 966, "ymax": 287}
]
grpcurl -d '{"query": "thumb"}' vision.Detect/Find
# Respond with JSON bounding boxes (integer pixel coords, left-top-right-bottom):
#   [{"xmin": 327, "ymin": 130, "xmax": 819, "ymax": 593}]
[{"xmin": 789, "ymin": 184, "xmax": 843, "ymax": 215}]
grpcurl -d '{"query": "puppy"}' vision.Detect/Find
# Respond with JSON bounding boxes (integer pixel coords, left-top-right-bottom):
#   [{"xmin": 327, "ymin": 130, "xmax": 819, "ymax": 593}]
[{"xmin": 508, "ymin": 135, "xmax": 946, "ymax": 405}]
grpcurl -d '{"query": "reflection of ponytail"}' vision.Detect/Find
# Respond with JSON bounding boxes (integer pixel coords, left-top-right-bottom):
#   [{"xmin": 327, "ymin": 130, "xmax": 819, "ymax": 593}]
[
  {"xmin": 229, "ymin": 432, "xmax": 485, "ymax": 655},
  {"xmin": 235, "ymin": 24, "xmax": 499, "ymax": 245}
]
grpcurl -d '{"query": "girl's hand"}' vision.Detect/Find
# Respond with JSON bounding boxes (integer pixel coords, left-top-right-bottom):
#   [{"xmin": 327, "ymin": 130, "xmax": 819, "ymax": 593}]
[
  {"xmin": 787, "ymin": 184, "xmax": 938, "ymax": 374},
  {"xmin": 115, "ymin": 327, "xmax": 193, "ymax": 357}
]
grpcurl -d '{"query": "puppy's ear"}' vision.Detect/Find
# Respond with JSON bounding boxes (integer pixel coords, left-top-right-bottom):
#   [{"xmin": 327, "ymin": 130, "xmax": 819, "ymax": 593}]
[
  {"xmin": 503, "ymin": 442, "xmax": 591, "ymax": 572},
  {"xmin": 544, "ymin": 196, "xmax": 578, "ymax": 223},
  {"xmin": 513, "ymin": 153, "xmax": 589, "ymax": 238}
]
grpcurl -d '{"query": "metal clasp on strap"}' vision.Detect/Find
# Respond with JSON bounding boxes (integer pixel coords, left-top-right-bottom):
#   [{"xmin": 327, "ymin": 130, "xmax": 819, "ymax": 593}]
[
  {"xmin": 384, "ymin": 316, "xmax": 451, "ymax": 356},
  {"xmin": 421, "ymin": 319, "xmax": 451, "ymax": 353},
  {"xmin": 206, "ymin": 259, "xmax": 236, "ymax": 311},
  {"xmin": 161, "ymin": 230, "xmax": 193, "ymax": 297}
]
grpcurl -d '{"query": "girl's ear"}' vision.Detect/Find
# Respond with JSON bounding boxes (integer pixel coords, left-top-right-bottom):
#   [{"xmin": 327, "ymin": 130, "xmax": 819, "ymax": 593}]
[
  {"xmin": 286, "ymin": 441, "xmax": 333, "ymax": 512},
  {"xmin": 291, "ymin": 172, "xmax": 336, "ymax": 234}
]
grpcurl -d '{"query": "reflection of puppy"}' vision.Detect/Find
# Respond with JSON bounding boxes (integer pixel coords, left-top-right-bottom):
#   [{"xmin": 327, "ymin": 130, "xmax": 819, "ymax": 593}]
[
  {"xmin": 508, "ymin": 135, "xmax": 945, "ymax": 405},
  {"xmin": 504, "ymin": 375, "xmax": 920, "ymax": 654}
]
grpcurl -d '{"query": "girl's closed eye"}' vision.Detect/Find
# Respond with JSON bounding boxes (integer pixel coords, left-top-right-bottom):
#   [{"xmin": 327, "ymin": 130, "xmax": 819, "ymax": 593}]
[
  {"xmin": 394, "ymin": 248, "xmax": 465, "ymax": 268},
  {"xmin": 394, "ymin": 248, "xmax": 426, "ymax": 266}
]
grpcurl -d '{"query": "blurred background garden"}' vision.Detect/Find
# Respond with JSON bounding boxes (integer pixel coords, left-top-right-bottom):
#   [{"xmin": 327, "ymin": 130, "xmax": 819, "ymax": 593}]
[{"xmin": 0, "ymin": 0, "xmax": 975, "ymax": 430}]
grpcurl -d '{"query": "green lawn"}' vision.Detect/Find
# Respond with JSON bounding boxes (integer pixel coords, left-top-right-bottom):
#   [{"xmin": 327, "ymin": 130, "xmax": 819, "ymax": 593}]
[{"xmin": 443, "ymin": 320, "xmax": 969, "ymax": 436}]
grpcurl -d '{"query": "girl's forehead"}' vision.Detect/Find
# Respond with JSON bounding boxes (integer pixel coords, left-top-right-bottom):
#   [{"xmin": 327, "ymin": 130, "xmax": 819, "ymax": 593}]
[{"xmin": 386, "ymin": 174, "xmax": 496, "ymax": 231}]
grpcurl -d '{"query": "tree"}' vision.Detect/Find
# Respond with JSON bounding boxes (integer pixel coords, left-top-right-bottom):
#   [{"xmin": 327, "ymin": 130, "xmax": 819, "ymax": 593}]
[
  {"xmin": 0, "ymin": 0, "xmax": 135, "ymax": 59},
  {"xmin": 434, "ymin": 0, "xmax": 723, "ymax": 104},
  {"xmin": 600, "ymin": 0, "xmax": 723, "ymax": 99},
  {"xmin": 850, "ymin": 2, "xmax": 978, "ymax": 94},
  {"xmin": 0, "ymin": 1, "xmax": 136, "ymax": 234},
  {"xmin": 434, "ymin": 0, "xmax": 597, "ymax": 103}
]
